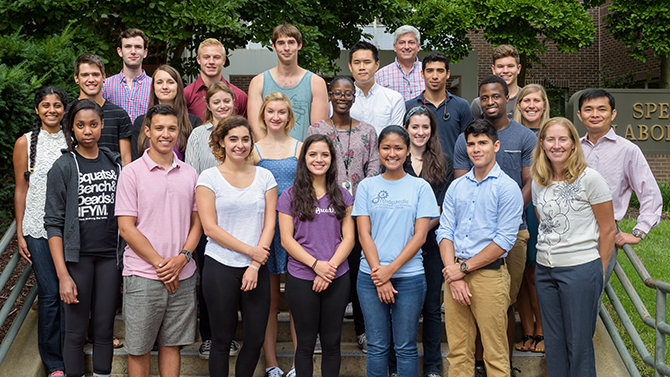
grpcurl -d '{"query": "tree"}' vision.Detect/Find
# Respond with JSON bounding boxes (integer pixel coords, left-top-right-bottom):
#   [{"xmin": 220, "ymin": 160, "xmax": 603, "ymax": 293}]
[
  {"xmin": 604, "ymin": 0, "xmax": 670, "ymax": 88},
  {"xmin": 395, "ymin": 0, "xmax": 597, "ymax": 85}
]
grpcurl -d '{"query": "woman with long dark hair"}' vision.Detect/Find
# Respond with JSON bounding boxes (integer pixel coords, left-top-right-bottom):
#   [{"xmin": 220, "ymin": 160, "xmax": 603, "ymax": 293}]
[{"xmin": 278, "ymin": 134, "xmax": 355, "ymax": 377}]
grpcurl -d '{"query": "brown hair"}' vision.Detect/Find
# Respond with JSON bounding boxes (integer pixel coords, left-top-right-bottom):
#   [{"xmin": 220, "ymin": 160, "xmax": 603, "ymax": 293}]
[
  {"xmin": 74, "ymin": 53, "xmax": 105, "ymax": 76},
  {"xmin": 209, "ymin": 115, "xmax": 254, "ymax": 162},
  {"xmin": 204, "ymin": 81, "xmax": 236, "ymax": 124},
  {"xmin": 272, "ymin": 23, "xmax": 302, "ymax": 45},
  {"xmin": 119, "ymin": 28, "xmax": 148, "ymax": 49},
  {"xmin": 493, "ymin": 45, "xmax": 520, "ymax": 65}
]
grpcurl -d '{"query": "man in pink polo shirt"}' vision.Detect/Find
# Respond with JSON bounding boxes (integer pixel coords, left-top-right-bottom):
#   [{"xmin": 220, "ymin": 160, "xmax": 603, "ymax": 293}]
[
  {"xmin": 116, "ymin": 104, "xmax": 202, "ymax": 377},
  {"xmin": 184, "ymin": 38, "xmax": 248, "ymax": 121}
]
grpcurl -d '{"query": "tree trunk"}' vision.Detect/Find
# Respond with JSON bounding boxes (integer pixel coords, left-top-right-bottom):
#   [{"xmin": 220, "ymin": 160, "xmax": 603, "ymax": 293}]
[{"xmin": 660, "ymin": 53, "xmax": 669, "ymax": 89}]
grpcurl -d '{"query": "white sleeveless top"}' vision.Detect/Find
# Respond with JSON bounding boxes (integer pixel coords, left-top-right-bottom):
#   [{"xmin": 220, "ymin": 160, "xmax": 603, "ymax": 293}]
[{"xmin": 22, "ymin": 129, "xmax": 68, "ymax": 239}]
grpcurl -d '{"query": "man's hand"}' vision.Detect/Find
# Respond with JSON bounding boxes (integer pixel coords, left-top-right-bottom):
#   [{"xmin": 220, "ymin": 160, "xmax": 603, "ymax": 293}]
[
  {"xmin": 449, "ymin": 279, "xmax": 472, "ymax": 306},
  {"xmin": 156, "ymin": 255, "xmax": 187, "ymax": 283},
  {"xmin": 615, "ymin": 232, "xmax": 641, "ymax": 247},
  {"xmin": 164, "ymin": 280, "xmax": 180, "ymax": 294},
  {"xmin": 443, "ymin": 263, "xmax": 465, "ymax": 283}
]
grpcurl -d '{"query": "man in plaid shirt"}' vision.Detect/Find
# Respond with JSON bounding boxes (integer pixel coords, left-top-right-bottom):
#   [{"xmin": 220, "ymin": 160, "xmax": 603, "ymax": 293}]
[
  {"xmin": 102, "ymin": 28, "xmax": 152, "ymax": 123},
  {"xmin": 375, "ymin": 25, "xmax": 425, "ymax": 102}
]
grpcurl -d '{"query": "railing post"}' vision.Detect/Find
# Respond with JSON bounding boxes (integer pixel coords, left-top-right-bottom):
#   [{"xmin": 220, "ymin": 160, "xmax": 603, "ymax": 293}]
[{"xmin": 655, "ymin": 289, "xmax": 666, "ymax": 377}]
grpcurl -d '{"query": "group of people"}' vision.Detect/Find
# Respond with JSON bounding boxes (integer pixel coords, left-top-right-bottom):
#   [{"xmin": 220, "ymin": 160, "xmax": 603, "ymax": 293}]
[{"xmin": 12, "ymin": 22, "xmax": 663, "ymax": 377}]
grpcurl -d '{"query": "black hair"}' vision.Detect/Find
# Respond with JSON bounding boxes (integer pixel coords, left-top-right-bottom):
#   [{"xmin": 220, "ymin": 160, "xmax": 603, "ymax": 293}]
[
  {"xmin": 349, "ymin": 41, "xmax": 379, "ymax": 63},
  {"xmin": 578, "ymin": 89, "xmax": 616, "ymax": 111},
  {"xmin": 378, "ymin": 125, "xmax": 410, "ymax": 149},
  {"xmin": 145, "ymin": 104, "xmax": 179, "ymax": 129},
  {"xmin": 330, "ymin": 75, "xmax": 355, "ymax": 89},
  {"xmin": 25, "ymin": 86, "xmax": 68, "ymax": 181},
  {"xmin": 479, "ymin": 75, "xmax": 508, "ymax": 97},
  {"xmin": 422, "ymin": 52, "xmax": 450, "ymax": 72},
  {"xmin": 64, "ymin": 99, "xmax": 104, "ymax": 152},
  {"xmin": 291, "ymin": 134, "xmax": 347, "ymax": 221},
  {"xmin": 464, "ymin": 119, "xmax": 498, "ymax": 144}
]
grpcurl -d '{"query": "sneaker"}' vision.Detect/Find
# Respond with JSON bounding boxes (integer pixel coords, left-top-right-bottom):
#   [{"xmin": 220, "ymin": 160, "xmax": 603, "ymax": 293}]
[
  {"xmin": 344, "ymin": 302, "xmax": 354, "ymax": 318},
  {"xmin": 286, "ymin": 366, "xmax": 296, "ymax": 377},
  {"xmin": 230, "ymin": 339, "xmax": 241, "ymax": 356},
  {"xmin": 426, "ymin": 374, "xmax": 441, "ymax": 377},
  {"xmin": 265, "ymin": 366, "xmax": 284, "ymax": 377},
  {"xmin": 314, "ymin": 333, "xmax": 322, "ymax": 354},
  {"xmin": 357, "ymin": 333, "xmax": 368, "ymax": 353},
  {"xmin": 474, "ymin": 365, "xmax": 487, "ymax": 377},
  {"xmin": 47, "ymin": 372, "xmax": 65, "ymax": 377},
  {"xmin": 511, "ymin": 366, "xmax": 521, "ymax": 377},
  {"xmin": 198, "ymin": 340, "xmax": 211, "ymax": 359},
  {"xmin": 389, "ymin": 373, "xmax": 398, "ymax": 377}
]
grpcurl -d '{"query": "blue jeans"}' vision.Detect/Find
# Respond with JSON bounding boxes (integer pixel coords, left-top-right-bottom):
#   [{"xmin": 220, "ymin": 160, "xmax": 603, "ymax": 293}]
[
  {"xmin": 26, "ymin": 236, "xmax": 64, "ymax": 373},
  {"xmin": 358, "ymin": 271, "xmax": 426, "ymax": 377}
]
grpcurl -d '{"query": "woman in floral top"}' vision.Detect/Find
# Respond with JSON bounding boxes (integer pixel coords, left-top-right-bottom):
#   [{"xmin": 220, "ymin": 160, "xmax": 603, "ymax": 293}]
[{"xmin": 307, "ymin": 75, "xmax": 378, "ymax": 352}]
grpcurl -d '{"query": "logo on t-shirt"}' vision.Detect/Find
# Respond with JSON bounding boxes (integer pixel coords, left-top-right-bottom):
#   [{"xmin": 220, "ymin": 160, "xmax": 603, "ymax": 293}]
[
  {"xmin": 371, "ymin": 190, "xmax": 410, "ymax": 207},
  {"xmin": 315, "ymin": 206, "xmax": 335, "ymax": 215},
  {"xmin": 78, "ymin": 169, "xmax": 117, "ymax": 219}
]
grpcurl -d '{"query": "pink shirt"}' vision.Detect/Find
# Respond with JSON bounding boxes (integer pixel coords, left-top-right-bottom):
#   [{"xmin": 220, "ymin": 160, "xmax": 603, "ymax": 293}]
[
  {"xmin": 580, "ymin": 128, "xmax": 662, "ymax": 233},
  {"xmin": 115, "ymin": 150, "xmax": 198, "ymax": 280},
  {"xmin": 184, "ymin": 74, "xmax": 248, "ymax": 122},
  {"xmin": 375, "ymin": 58, "xmax": 425, "ymax": 102}
]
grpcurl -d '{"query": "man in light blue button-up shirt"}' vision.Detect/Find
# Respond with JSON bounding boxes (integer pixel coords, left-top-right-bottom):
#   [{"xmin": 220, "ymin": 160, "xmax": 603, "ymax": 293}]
[{"xmin": 436, "ymin": 119, "xmax": 522, "ymax": 377}]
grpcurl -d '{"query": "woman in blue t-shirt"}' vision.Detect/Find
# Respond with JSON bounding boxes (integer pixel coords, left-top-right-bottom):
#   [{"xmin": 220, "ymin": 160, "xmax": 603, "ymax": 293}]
[
  {"xmin": 44, "ymin": 99, "xmax": 123, "ymax": 377},
  {"xmin": 277, "ymin": 134, "xmax": 355, "ymax": 377},
  {"xmin": 352, "ymin": 126, "xmax": 439, "ymax": 377}
]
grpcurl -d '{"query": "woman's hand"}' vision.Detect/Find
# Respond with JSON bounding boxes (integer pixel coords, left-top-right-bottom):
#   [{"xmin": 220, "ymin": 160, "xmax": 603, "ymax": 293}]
[
  {"xmin": 248, "ymin": 245, "xmax": 270, "ymax": 264},
  {"xmin": 59, "ymin": 274, "xmax": 79, "ymax": 304},
  {"xmin": 312, "ymin": 275, "xmax": 330, "ymax": 292},
  {"xmin": 371, "ymin": 265, "xmax": 394, "ymax": 286},
  {"xmin": 241, "ymin": 266, "xmax": 259, "ymax": 291},
  {"xmin": 313, "ymin": 260, "xmax": 337, "ymax": 282},
  {"xmin": 376, "ymin": 281, "xmax": 397, "ymax": 304},
  {"xmin": 17, "ymin": 235, "xmax": 32, "ymax": 265}
]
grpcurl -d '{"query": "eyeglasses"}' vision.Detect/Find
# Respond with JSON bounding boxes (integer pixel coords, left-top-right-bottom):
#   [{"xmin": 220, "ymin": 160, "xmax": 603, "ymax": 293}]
[{"xmin": 329, "ymin": 91, "xmax": 355, "ymax": 100}]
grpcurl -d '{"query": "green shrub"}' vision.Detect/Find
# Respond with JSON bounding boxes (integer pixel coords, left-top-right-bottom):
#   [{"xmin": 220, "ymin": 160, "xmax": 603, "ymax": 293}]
[{"xmin": 629, "ymin": 182, "xmax": 670, "ymax": 214}]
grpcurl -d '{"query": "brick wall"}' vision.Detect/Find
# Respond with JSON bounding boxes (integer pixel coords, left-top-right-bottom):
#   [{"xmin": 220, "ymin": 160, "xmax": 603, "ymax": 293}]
[
  {"xmin": 646, "ymin": 154, "xmax": 670, "ymax": 182},
  {"xmin": 230, "ymin": 75, "xmax": 254, "ymax": 93}
]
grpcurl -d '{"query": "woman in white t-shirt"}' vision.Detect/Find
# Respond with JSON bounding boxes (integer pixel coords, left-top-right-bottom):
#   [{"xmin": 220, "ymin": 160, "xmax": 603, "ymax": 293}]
[
  {"xmin": 530, "ymin": 117, "xmax": 616, "ymax": 377},
  {"xmin": 195, "ymin": 116, "xmax": 278, "ymax": 377}
]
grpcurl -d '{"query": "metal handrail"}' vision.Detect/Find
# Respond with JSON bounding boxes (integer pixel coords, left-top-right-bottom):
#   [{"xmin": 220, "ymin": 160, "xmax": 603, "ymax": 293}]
[
  {"xmin": 0, "ymin": 220, "xmax": 38, "ymax": 366},
  {"xmin": 603, "ymin": 242, "xmax": 670, "ymax": 377}
]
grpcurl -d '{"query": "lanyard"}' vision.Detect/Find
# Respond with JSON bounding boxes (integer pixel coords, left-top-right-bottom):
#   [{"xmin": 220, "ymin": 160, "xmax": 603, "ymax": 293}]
[{"xmin": 329, "ymin": 117, "xmax": 352, "ymax": 178}]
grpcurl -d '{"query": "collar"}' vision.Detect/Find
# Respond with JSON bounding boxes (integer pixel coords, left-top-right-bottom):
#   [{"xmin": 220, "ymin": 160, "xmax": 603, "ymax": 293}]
[
  {"xmin": 141, "ymin": 149, "xmax": 179, "ymax": 171},
  {"xmin": 194, "ymin": 74, "xmax": 230, "ymax": 91},
  {"xmin": 119, "ymin": 70, "xmax": 148, "ymax": 83},
  {"xmin": 393, "ymin": 57, "xmax": 421, "ymax": 75},
  {"xmin": 464, "ymin": 162, "xmax": 502, "ymax": 184},
  {"xmin": 414, "ymin": 90, "xmax": 453, "ymax": 107},
  {"xmin": 580, "ymin": 127, "xmax": 617, "ymax": 146},
  {"xmin": 204, "ymin": 122, "xmax": 215, "ymax": 130},
  {"xmin": 354, "ymin": 81, "xmax": 379, "ymax": 96}
]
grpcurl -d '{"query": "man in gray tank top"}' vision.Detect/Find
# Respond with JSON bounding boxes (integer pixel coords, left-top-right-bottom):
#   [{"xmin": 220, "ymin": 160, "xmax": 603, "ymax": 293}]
[{"xmin": 247, "ymin": 23, "xmax": 329, "ymax": 142}]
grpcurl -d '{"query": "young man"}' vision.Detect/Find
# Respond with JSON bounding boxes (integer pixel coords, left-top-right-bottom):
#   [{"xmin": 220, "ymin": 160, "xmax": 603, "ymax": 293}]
[
  {"xmin": 453, "ymin": 75, "xmax": 536, "ymax": 375},
  {"xmin": 102, "ymin": 28, "xmax": 152, "ymax": 123},
  {"xmin": 375, "ymin": 25, "xmax": 425, "ymax": 101},
  {"xmin": 73, "ymin": 53, "xmax": 132, "ymax": 165},
  {"xmin": 437, "ymin": 119, "xmax": 523, "ymax": 377},
  {"xmin": 406, "ymin": 51, "xmax": 473, "ymax": 158},
  {"xmin": 348, "ymin": 41, "xmax": 405, "ymax": 137},
  {"xmin": 471, "ymin": 45, "xmax": 522, "ymax": 120},
  {"xmin": 116, "ymin": 104, "xmax": 201, "ymax": 377},
  {"xmin": 578, "ymin": 89, "xmax": 662, "ymax": 282},
  {"xmin": 185, "ymin": 38, "xmax": 248, "ymax": 122},
  {"xmin": 247, "ymin": 23, "xmax": 329, "ymax": 141}
]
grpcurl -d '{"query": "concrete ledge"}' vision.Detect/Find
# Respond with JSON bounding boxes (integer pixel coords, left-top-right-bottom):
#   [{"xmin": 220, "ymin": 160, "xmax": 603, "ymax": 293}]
[{"xmin": 0, "ymin": 306, "xmax": 45, "ymax": 377}]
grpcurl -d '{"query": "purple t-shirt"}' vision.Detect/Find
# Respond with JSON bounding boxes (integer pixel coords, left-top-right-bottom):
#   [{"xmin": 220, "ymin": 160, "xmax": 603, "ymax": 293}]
[{"xmin": 277, "ymin": 186, "xmax": 354, "ymax": 280}]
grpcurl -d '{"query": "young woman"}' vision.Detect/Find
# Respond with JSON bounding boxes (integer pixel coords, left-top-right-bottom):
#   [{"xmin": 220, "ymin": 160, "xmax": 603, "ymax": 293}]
[
  {"xmin": 195, "ymin": 115, "xmax": 277, "ymax": 377},
  {"xmin": 402, "ymin": 106, "xmax": 453, "ymax": 377},
  {"xmin": 185, "ymin": 82, "xmax": 239, "ymax": 358},
  {"xmin": 531, "ymin": 117, "xmax": 616, "ymax": 376},
  {"xmin": 251, "ymin": 92, "xmax": 301, "ymax": 377},
  {"xmin": 352, "ymin": 126, "xmax": 439, "ymax": 377},
  {"xmin": 13, "ymin": 86, "xmax": 69, "ymax": 377},
  {"xmin": 134, "ymin": 64, "xmax": 201, "ymax": 160},
  {"xmin": 278, "ymin": 134, "xmax": 355, "ymax": 377},
  {"xmin": 306, "ymin": 75, "xmax": 379, "ymax": 353},
  {"xmin": 44, "ymin": 99, "xmax": 122, "ymax": 377},
  {"xmin": 512, "ymin": 84, "xmax": 550, "ymax": 353}
]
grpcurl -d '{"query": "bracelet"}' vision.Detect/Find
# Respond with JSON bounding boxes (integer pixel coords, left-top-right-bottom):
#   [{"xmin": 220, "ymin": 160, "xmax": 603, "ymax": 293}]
[
  {"xmin": 249, "ymin": 264, "xmax": 259, "ymax": 271},
  {"xmin": 311, "ymin": 259, "xmax": 319, "ymax": 270}
]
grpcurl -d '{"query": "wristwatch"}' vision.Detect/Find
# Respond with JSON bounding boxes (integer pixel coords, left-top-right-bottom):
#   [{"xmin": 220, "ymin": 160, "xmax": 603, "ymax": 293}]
[
  {"xmin": 459, "ymin": 261, "xmax": 469, "ymax": 274},
  {"xmin": 632, "ymin": 229, "xmax": 646, "ymax": 240},
  {"xmin": 179, "ymin": 249, "xmax": 193, "ymax": 262}
]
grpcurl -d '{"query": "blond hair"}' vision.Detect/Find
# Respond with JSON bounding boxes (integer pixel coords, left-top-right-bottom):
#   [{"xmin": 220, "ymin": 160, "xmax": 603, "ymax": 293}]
[
  {"xmin": 258, "ymin": 92, "xmax": 295, "ymax": 135},
  {"xmin": 197, "ymin": 38, "xmax": 225, "ymax": 56},
  {"xmin": 513, "ymin": 84, "xmax": 550, "ymax": 127},
  {"xmin": 531, "ymin": 117, "xmax": 587, "ymax": 187}
]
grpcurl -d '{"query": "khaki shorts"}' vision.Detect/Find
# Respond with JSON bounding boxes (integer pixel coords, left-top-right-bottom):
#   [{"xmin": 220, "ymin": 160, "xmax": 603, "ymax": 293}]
[
  {"xmin": 123, "ymin": 273, "xmax": 197, "ymax": 355},
  {"xmin": 505, "ymin": 229, "xmax": 529, "ymax": 305}
]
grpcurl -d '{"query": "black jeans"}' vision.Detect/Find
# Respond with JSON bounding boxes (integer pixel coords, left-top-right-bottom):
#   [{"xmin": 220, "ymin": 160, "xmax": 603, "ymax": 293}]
[
  {"xmin": 285, "ymin": 272, "xmax": 350, "ymax": 377},
  {"xmin": 195, "ymin": 233, "xmax": 212, "ymax": 341},
  {"xmin": 63, "ymin": 255, "xmax": 120, "ymax": 377},
  {"xmin": 202, "ymin": 257, "xmax": 270, "ymax": 377},
  {"xmin": 347, "ymin": 228, "xmax": 365, "ymax": 336}
]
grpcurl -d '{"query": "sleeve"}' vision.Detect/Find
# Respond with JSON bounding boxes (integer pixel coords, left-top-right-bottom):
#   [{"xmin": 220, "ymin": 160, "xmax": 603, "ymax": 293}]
[
  {"xmin": 435, "ymin": 183, "xmax": 457, "ymax": 245},
  {"xmin": 263, "ymin": 168, "xmax": 278, "ymax": 191},
  {"xmin": 184, "ymin": 128, "xmax": 199, "ymax": 170},
  {"xmin": 470, "ymin": 97, "xmax": 483, "ymax": 120},
  {"xmin": 114, "ymin": 167, "xmax": 139, "ymax": 217},
  {"xmin": 366, "ymin": 127, "xmax": 380, "ymax": 177},
  {"xmin": 628, "ymin": 148, "xmax": 663, "ymax": 233},
  {"xmin": 118, "ymin": 109, "xmax": 133, "ymax": 139},
  {"xmin": 190, "ymin": 168, "xmax": 199, "ymax": 212},
  {"xmin": 522, "ymin": 129, "xmax": 537, "ymax": 167},
  {"xmin": 584, "ymin": 168, "xmax": 613, "ymax": 206},
  {"xmin": 341, "ymin": 186, "xmax": 355, "ymax": 207},
  {"xmin": 452, "ymin": 134, "xmax": 472, "ymax": 170},
  {"xmin": 493, "ymin": 180, "xmax": 524, "ymax": 251},
  {"xmin": 276, "ymin": 187, "xmax": 294, "ymax": 215},
  {"xmin": 416, "ymin": 180, "xmax": 440, "ymax": 219},
  {"xmin": 306, "ymin": 124, "xmax": 318, "ymax": 137},
  {"xmin": 44, "ymin": 160, "xmax": 68, "ymax": 239},
  {"xmin": 352, "ymin": 179, "xmax": 370, "ymax": 217},
  {"xmin": 196, "ymin": 168, "xmax": 216, "ymax": 192},
  {"xmin": 532, "ymin": 180, "xmax": 540, "ymax": 207},
  {"xmin": 390, "ymin": 93, "xmax": 406, "ymax": 126},
  {"xmin": 190, "ymin": 114, "xmax": 203, "ymax": 129}
]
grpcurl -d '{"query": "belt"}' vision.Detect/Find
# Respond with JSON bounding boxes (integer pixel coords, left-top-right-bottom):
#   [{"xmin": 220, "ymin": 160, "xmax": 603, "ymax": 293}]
[{"xmin": 455, "ymin": 257, "xmax": 505, "ymax": 270}]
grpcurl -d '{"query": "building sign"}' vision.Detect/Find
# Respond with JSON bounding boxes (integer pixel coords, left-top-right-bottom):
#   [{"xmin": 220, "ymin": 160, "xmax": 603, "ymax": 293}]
[{"xmin": 568, "ymin": 89, "xmax": 670, "ymax": 154}]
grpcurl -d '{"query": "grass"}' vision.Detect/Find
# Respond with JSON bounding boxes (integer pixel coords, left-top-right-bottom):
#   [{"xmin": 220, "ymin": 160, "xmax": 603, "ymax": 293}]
[{"xmin": 604, "ymin": 217, "xmax": 670, "ymax": 377}]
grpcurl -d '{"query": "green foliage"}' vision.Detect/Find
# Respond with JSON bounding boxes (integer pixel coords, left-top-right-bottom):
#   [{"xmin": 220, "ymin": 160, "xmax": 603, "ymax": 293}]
[
  {"xmin": 629, "ymin": 182, "xmax": 670, "ymax": 214},
  {"xmin": 0, "ymin": 27, "xmax": 79, "ymax": 228}
]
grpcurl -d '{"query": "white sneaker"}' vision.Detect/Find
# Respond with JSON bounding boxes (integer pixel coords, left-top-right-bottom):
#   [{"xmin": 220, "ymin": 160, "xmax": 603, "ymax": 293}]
[
  {"xmin": 344, "ymin": 302, "xmax": 354, "ymax": 318},
  {"xmin": 286, "ymin": 366, "xmax": 296, "ymax": 377},
  {"xmin": 229, "ymin": 339, "xmax": 241, "ymax": 356},
  {"xmin": 357, "ymin": 333, "xmax": 367, "ymax": 353},
  {"xmin": 314, "ymin": 333, "xmax": 322, "ymax": 354},
  {"xmin": 265, "ymin": 366, "xmax": 284, "ymax": 377}
]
